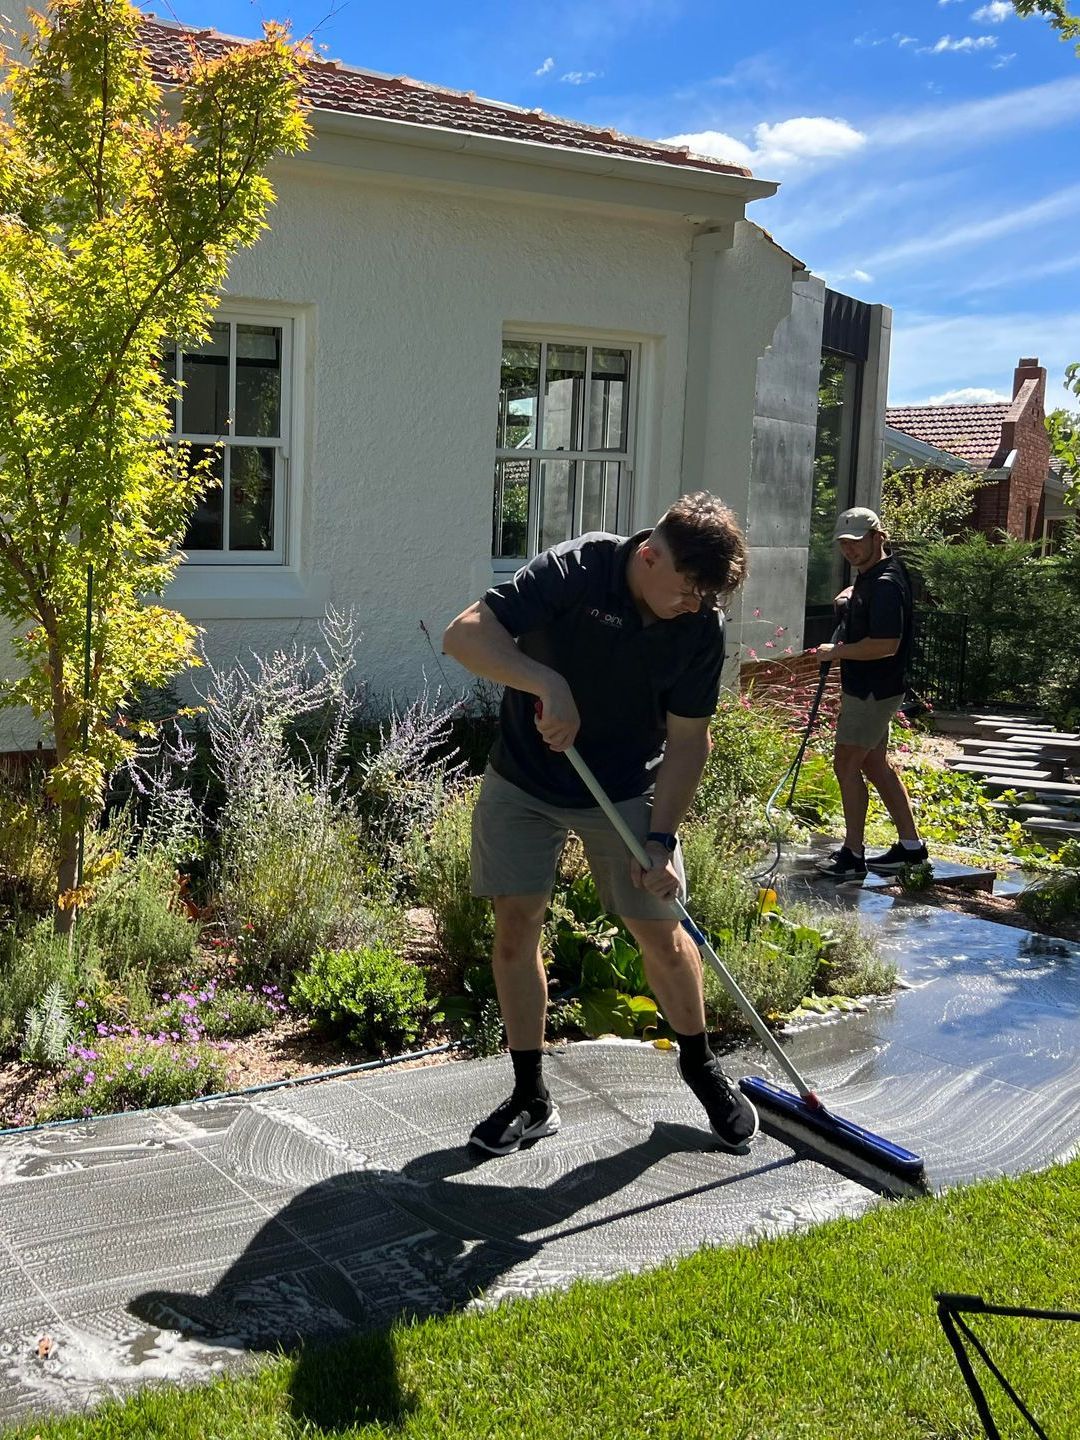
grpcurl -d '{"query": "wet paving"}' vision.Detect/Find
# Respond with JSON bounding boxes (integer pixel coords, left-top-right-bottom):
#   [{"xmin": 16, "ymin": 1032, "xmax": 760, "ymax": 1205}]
[{"xmin": 0, "ymin": 879, "xmax": 1078, "ymax": 1426}]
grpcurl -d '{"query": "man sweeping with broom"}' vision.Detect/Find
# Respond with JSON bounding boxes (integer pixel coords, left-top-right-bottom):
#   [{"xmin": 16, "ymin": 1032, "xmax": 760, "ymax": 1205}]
[{"xmin": 442, "ymin": 492, "xmax": 760, "ymax": 1156}]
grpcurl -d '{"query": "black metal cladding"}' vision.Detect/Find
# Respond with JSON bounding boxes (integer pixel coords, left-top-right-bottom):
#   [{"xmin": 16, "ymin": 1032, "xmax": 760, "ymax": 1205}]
[{"xmin": 823, "ymin": 290, "xmax": 872, "ymax": 362}]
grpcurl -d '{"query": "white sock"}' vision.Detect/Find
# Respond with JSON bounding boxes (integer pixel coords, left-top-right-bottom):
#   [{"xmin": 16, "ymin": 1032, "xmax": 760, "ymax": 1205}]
[{"xmin": 900, "ymin": 838, "xmax": 923, "ymax": 852}]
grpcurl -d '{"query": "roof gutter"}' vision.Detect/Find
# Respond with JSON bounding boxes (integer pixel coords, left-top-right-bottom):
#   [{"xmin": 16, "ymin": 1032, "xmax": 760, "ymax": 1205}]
[{"xmin": 285, "ymin": 105, "xmax": 779, "ymax": 217}]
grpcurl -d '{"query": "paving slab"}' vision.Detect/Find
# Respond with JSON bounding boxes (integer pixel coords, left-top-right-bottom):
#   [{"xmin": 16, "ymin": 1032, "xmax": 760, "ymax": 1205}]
[{"xmin": 0, "ymin": 893, "xmax": 1078, "ymax": 1427}]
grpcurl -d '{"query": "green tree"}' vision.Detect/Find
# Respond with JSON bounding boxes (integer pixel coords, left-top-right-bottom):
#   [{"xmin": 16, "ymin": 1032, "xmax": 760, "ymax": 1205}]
[
  {"xmin": 1010, "ymin": 0, "xmax": 1080, "ymax": 46},
  {"xmin": 879, "ymin": 464, "xmax": 992, "ymax": 546},
  {"xmin": 0, "ymin": 0, "xmax": 308, "ymax": 925}
]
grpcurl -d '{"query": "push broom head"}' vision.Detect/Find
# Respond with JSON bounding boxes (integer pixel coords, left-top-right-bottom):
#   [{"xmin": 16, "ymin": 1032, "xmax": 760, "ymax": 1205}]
[{"xmin": 739, "ymin": 1076, "xmax": 929, "ymax": 1201}]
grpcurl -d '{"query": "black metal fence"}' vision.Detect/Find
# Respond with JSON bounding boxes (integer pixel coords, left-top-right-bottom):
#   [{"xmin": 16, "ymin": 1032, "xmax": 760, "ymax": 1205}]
[{"xmin": 910, "ymin": 607, "xmax": 969, "ymax": 711}]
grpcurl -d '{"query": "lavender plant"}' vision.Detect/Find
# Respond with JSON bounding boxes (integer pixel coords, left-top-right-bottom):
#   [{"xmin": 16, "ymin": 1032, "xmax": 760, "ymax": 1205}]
[{"xmin": 202, "ymin": 609, "xmax": 390, "ymax": 974}]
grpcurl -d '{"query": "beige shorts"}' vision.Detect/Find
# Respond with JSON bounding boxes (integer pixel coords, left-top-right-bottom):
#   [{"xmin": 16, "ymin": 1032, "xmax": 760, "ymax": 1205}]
[
  {"xmin": 470, "ymin": 766, "xmax": 687, "ymax": 921},
  {"xmin": 835, "ymin": 691, "xmax": 905, "ymax": 751}
]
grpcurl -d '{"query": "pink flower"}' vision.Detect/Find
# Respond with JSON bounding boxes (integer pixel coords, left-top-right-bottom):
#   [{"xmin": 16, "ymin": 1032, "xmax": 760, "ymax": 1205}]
[
  {"xmin": 747, "ymin": 648, "xmax": 758, "ymax": 659},
  {"xmin": 775, "ymin": 626, "xmax": 786, "ymax": 636},
  {"xmin": 765, "ymin": 641, "xmax": 775, "ymax": 649},
  {"xmin": 753, "ymin": 609, "xmax": 761, "ymax": 618}
]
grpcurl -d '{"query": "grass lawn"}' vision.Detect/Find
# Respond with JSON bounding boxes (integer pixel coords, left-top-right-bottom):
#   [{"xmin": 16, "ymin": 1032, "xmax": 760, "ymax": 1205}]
[{"xmin": 6, "ymin": 1158, "xmax": 1079, "ymax": 1440}]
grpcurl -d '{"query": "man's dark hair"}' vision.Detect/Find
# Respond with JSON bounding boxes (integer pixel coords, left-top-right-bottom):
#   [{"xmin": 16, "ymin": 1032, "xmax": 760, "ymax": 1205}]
[{"xmin": 652, "ymin": 492, "xmax": 748, "ymax": 600}]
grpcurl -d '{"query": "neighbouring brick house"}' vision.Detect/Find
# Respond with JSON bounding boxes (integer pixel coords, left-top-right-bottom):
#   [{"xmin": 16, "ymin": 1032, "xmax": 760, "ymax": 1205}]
[{"xmin": 884, "ymin": 357, "xmax": 1065, "ymax": 546}]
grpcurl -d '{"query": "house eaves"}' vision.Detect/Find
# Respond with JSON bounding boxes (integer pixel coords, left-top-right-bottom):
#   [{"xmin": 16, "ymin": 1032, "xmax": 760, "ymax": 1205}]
[
  {"xmin": 883, "ymin": 426, "xmax": 974, "ymax": 473},
  {"xmin": 295, "ymin": 109, "xmax": 776, "ymax": 222}
]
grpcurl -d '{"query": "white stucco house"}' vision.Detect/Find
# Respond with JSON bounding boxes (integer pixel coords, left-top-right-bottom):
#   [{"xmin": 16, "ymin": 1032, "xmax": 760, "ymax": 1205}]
[{"xmin": 0, "ymin": 13, "xmax": 892, "ymax": 752}]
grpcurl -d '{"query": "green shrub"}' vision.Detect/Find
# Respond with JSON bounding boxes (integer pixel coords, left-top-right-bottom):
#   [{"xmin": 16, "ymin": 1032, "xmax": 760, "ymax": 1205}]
[
  {"xmin": 43, "ymin": 1036, "xmax": 228, "ymax": 1120},
  {"xmin": 217, "ymin": 780, "xmax": 382, "ymax": 977},
  {"xmin": 1017, "ymin": 869, "xmax": 1080, "ymax": 927},
  {"xmin": 77, "ymin": 850, "xmax": 198, "ymax": 995},
  {"xmin": 680, "ymin": 825, "xmax": 762, "ymax": 936},
  {"xmin": 406, "ymin": 781, "xmax": 494, "ymax": 973},
  {"xmin": 691, "ymin": 692, "xmax": 796, "ymax": 835},
  {"xmin": 701, "ymin": 924, "xmax": 821, "ymax": 1030},
  {"xmin": 0, "ymin": 920, "xmax": 81, "ymax": 1057},
  {"xmin": 790, "ymin": 906, "xmax": 897, "ymax": 998},
  {"xmin": 290, "ymin": 943, "xmax": 430, "ymax": 1054}
]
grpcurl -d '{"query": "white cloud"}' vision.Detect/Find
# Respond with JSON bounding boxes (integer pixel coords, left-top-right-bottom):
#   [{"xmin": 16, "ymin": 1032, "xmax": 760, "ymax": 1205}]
[
  {"xmin": 852, "ymin": 269, "xmax": 874, "ymax": 283},
  {"xmin": 664, "ymin": 115, "xmax": 866, "ymax": 174},
  {"xmin": 992, "ymin": 52, "xmax": 1017, "ymax": 67},
  {"xmin": 923, "ymin": 33, "xmax": 998, "ymax": 52},
  {"xmin": 855, "ymin": 181, "xmax": 1080, "ymax": 270},
  {"xmin": 958, "ymin": 251, "xmax": 1080, "ymax": 294},
  {"xmin": 895, "ymin": 33, "xmax": 918, "ymax": 46},
  {"xmin": 561, "ymin": 70, "xmax": 601, "ymax": 84},
  {"xmin": 926, "ymin": 387, "xmax": 1011, "ymax": 404},
  {"xmin": 534, "ymin": 56, "xmax": 554, "ymax": 76},
  {"xmin": 972, "ymin": 1, "xmax": 1012, "ymax": 21},
  {"xmin": 939, "ymin": 0, "xmax": 963, "ymax": 5},
  {"xmin": 661, "ymin": 129, "xmax": 755, "ymax": 168}
]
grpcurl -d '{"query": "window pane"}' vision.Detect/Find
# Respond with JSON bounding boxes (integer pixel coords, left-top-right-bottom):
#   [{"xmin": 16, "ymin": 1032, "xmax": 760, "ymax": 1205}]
[
  {"xmin": 498, "ymin": 342, "xmax": 540, "ymax": 450},
  {"xmin": 538, "ymin": 459, "xmax": 574, "ymax": 551},
  {"xmin": 588, "ymin": 349, "xmax": 630, "ymax": 451},
  {"xmin": 806, "ymin": 353, "xmax": 859, "ymax": 606},
  {"xmin": 161, "ymin": 339, "xmax": 178, "ymax": 433},
  {"xmin": 493, "ymin": 457, "xmax": 530, "ymax": 559},
  {"xmin": 182, "ymin": 447, "xmax": 225, "ymax": 551},
  {"xmin": 182, "ymin": 322, "xmax": 230, "ymax": 435},
  {"xmin": 580, "ymin": 460, "xmax": 621, "ymax": 535},
  {"xmin": 229, "ymin": 446, "xmax": 276, "ymax": 552},
  {"xmin": 542, "ymin": 345, "xmax": 585, "ymax": 451},
  {"xmin": 235, "ymin": 325, "xmax": 282, "ymax": 437}
]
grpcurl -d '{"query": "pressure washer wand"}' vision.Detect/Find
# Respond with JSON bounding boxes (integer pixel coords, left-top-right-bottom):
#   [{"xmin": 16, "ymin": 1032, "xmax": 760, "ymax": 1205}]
[{"xmin": 561, "ymin": 742, "xmax": 819, "ymax": 1105}]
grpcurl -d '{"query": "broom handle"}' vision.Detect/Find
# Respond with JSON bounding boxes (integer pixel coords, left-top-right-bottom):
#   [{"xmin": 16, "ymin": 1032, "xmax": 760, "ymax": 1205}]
[{"xmin": 562, "ymin": 743, "xmax": 814, "ymax": 1098}]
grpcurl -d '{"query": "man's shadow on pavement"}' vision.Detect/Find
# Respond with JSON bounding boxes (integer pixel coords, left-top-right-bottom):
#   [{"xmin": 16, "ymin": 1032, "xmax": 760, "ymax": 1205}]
[{"xmin": 129, "ymin": 1120, "xmax": 793, "ymax": 1431}]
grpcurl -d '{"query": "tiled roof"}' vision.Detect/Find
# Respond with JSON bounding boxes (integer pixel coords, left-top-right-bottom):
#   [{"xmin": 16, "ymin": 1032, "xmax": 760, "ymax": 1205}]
[
  {"xmin": 140, "ymin": 17, "xmax": 753, "ymax": 180},
  {"xmin": 884, "ymin": 404, "xmax": 1009, "ymax": 466}
]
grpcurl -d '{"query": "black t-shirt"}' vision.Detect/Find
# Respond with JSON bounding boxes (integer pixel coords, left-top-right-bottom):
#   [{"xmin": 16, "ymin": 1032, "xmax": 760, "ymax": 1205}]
[
  {"xmin": 840, "ymin": 554, "xmax": 913, "ymax": 699},
  {"xmin": 483, "ymin": 531, "xmax": 726, "ymax": 806}
]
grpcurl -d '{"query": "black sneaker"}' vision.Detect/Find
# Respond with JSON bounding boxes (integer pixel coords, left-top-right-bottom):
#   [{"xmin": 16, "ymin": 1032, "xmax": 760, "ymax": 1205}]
[
  {"xmin": 815, "ymin": 846, "xmax": 868, "ymax": 882},
  {"xmin": 866, "ymin": 841, "xmax": 929, "ymax": 873},
  {"xmin": 469, "ymin": 1093, "xmax": 560, "ymax": 1155},
  {"xmin": 683, "ymin": 1060, "xmax": 760, "ymax": 1151}
]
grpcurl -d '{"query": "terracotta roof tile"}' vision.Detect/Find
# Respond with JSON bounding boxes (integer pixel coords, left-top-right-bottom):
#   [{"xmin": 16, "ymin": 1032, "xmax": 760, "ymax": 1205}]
[
  {"xmin": 884, "ymin": 404, "xmax": 1009, "ymax": 466},
  {"xmin": 140, "ymin": 17, "xmax": 753, "ymax": 180}
]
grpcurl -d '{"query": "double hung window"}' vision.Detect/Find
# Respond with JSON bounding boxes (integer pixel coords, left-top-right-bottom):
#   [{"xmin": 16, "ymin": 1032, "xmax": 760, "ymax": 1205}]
[
  {"xmin": 164, "ymin": 315, "xmax": 293, "ymax": 564},
  {"xmin": 493, "ymin": 336, "xmax": 636, "ymax": 568}
]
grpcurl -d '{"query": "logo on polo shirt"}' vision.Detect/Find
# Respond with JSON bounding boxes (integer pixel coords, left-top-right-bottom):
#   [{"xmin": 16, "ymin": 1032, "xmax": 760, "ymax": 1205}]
[{"xmin": 586, "ymin": 607, "xmax": 623, "ymax": 629}]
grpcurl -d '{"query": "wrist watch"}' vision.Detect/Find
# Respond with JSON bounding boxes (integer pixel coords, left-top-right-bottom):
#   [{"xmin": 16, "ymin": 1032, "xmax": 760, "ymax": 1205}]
[{"xmin": 646, "ymin": 830, "xmax": 678, "ymax": 852}]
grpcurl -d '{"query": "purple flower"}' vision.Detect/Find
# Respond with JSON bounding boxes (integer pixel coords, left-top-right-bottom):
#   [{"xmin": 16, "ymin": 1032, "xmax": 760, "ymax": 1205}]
[
  {"xmin": 83, "ymin": 1072, "xmax": 95, "ymax": 1085},
  {"xmin": 75, "ymin": 999, "xmax": 87, "ymax": 1009}
]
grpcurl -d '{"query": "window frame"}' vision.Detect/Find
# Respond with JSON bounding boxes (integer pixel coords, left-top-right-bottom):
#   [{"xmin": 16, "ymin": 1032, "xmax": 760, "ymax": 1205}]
[
  {"xmin": 168, "ymin": 309, "xmax": 296, "ymax": 566},
  {"xmin": 493, "ymin": 331, "xmax": 639, "ymax": 573}
]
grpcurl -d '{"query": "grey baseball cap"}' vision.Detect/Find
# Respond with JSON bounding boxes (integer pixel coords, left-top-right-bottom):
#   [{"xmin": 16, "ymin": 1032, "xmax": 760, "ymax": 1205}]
[{"xmin": 833, "ymin": 506, "xmax": 883, "ymax": 541}]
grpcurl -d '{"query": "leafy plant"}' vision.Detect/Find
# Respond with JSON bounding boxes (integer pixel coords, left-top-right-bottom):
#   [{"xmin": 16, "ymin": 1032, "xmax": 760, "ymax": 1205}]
[
  {"xmin": 897, "ymin": 859, "xmax": 935, "ymax": 893},
  {"xmin": 76, "ymin": 849, "xmax": 199, "ymax": 996},
  {"xmin": 290, "ymin": 944, "xmax": 431, "ymax": 1054},
  {"xmin": 0, "ymin": 919, "xmax": 81, "ymax": 1057},
  {"xmin": 439, "ymin": 964, "xmax": 504, "ymax": 1057},
  {"xmin": 20, "ymin": 980, "xmax": 76, "ymax": 1066},
  {"xmin": 145, "ymin": 982, "xmax": 286, "ymax": 1042}
]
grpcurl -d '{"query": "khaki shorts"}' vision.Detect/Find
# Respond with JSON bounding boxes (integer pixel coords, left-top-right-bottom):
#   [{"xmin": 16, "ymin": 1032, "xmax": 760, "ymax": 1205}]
[
  {"xmin": 470, "ymin": 766, "xmax": 687, "ymax": 921},
  {"xmin": 835, "ymin": 692, "xmax": 905, "ymax": 751}
]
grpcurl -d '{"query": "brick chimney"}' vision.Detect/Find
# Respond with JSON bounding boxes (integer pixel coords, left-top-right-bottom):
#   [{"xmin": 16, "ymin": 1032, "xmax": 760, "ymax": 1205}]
[{"xmin": 996, "ymin": 357, "xmax": 1049, "ymax": 539}]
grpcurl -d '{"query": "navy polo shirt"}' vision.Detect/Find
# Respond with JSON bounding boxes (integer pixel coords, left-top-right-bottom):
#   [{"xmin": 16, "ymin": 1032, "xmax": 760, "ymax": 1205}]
[
  {"xmin": 841, "ymin": 554, "xmax": 913, "ymax": 699},
  {"xmin": 483, "ymin": 531, "xmax": 726, "ymax": 807}
]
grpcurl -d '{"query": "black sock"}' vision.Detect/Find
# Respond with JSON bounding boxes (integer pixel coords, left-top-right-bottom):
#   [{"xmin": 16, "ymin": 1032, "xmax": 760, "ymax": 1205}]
[
  {"xmin": 675, "ymin": 1030, "xmax": 714, "ymax": 1079},
  {"xmin": 510, "ymin": 1048, "xmax": 548, "ymax": 1103}
]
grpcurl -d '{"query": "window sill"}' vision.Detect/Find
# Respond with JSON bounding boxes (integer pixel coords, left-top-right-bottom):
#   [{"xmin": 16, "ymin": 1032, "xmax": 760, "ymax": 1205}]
[{"xmin": 164, "ymin": 566, "xmax": 331, "ymax": 620}]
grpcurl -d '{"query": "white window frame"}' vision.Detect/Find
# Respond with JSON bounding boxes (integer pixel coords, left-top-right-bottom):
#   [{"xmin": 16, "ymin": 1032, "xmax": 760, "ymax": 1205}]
[
  {"xmin": 169, "ymin": 309, "xmax": 296, "ymax": 566},
  {"xmin": 493, "ymin": 331, "xmax": 639, "ymax": 573}
]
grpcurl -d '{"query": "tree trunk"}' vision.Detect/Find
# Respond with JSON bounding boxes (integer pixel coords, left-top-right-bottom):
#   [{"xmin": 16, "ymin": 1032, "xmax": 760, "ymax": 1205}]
[{"xmin": 54, "ymin": 813, "xmax": 78, "ymax": 937}]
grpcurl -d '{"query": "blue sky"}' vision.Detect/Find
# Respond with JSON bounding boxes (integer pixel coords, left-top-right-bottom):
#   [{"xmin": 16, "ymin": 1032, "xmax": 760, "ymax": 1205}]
[{"xmin": 161, "ymin": 0, "xmax": 1079, "ymax": 406}]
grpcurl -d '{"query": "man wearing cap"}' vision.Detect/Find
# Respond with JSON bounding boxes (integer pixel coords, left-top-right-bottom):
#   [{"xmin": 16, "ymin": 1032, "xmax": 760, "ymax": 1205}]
[{"xmin": 814, "ymin": 507, "xmax": 927, "ymax": 882}]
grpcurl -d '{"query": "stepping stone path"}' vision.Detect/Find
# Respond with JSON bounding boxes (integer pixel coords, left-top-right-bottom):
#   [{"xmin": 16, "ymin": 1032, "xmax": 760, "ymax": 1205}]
[{"xmin": 952, "ymin": 713, "xmax": 1080, "ymax": 845}]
